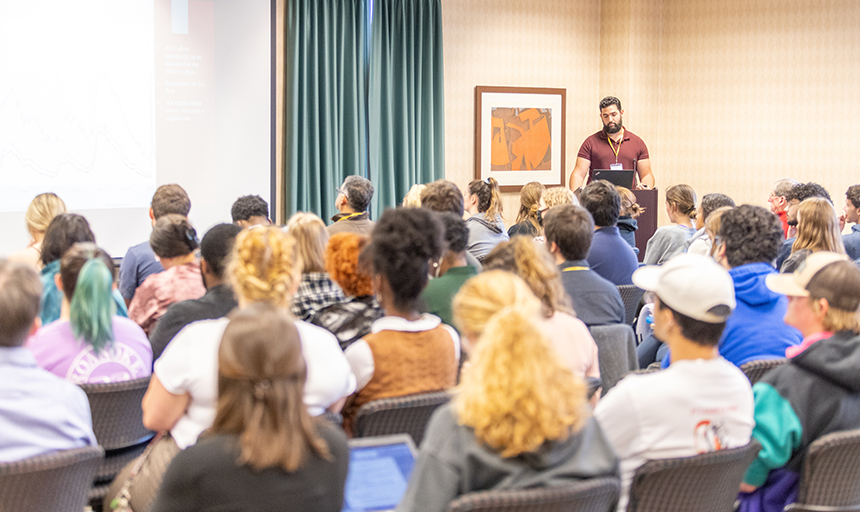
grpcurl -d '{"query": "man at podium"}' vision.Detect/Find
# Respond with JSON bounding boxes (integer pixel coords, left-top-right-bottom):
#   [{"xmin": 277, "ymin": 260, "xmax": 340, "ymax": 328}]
[{"xmin": 569, "ymin": 96, "xmax": 655, "ymax": 191}]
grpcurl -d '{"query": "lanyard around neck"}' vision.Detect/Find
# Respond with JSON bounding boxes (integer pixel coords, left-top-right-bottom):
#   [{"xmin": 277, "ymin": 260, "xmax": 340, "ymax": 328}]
[
  {"xmin": 607, "ymin": 130, "xmax": 624, "ymax": 162},
  {"xmin": 337, "ymin": 212, "xmax": 364, "ymax": 222},
  {"xmin": 563, "ymin": 266, "xmax": 588, "ymax": 272}
]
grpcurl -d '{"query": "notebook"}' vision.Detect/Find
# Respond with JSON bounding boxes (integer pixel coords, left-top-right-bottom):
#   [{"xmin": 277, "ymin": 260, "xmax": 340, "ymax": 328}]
[{"xmin": 342, "ymin": 435, "xmax": 418, "ymax": 512}]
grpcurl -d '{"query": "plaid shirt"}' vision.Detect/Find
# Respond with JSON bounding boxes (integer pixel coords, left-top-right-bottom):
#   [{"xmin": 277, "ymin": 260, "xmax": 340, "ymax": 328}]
[{"xmin": 290, "ymin": 272, "xmax": 347, "ymax": 321}]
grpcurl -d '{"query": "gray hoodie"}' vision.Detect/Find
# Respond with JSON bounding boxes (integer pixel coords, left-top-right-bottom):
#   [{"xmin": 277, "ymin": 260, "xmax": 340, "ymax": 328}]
[{"xmin": 465, "ymin": 214, "xmax": 509, "ymax": 261}]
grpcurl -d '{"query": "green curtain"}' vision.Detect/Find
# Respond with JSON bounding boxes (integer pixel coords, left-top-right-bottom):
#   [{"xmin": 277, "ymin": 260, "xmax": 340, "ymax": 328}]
[
  {"xmin": 368, "ymin": 0, "xmax": 445, "ymax": 215},
  {"xmin": 285, "ymin": 0, "xmax": 368, "ymax": 220}
]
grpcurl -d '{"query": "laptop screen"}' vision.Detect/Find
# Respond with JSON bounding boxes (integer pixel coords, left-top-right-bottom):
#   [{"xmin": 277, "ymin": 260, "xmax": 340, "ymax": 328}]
[{"xmin": 342, "ymin": 435, "xmax": 418, "ymax": 512}]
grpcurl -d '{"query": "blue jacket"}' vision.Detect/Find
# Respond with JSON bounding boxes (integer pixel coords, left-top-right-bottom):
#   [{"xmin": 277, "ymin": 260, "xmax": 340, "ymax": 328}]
[
  {"xmin": 844, "ymin": 225, "xmax": 860, "ymax": 261},
  {"xmin": 662, "ymin": 262, "xmax": 801, "ymax": 368}
]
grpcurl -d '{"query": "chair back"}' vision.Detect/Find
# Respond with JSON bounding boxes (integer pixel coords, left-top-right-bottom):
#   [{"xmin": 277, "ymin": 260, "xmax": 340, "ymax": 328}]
[
  {"xmin": 0, "ymin": 445, "xmax": 104, "ymax": 512},
  {"xmin": 588, "ymin": 324, "xmax": 639, "ymax": 396},
  {"xmin": 79, "ymin": 376, "xmax": 155, "ymax": 498},
  {"xmin": 626, "ymin": 440, "xmax": 760, "ymax": 512},
  {"xmin": 787, "ymin": 429, "xmax": 860, "ymax": 511},
  {"xmin": 739, "ymin": 358, "xmax": 787, "ymax": 385},
  {"xmin": 353, "ymin": 391, "xmax": 451, "ymax": 445},
  {"xmin": 617, "ymin": 285, "xmax": 645, "ymax": 325},
  {"xmin": 447, "ymin": 477, "xmax": 620, "ymax": 512}
]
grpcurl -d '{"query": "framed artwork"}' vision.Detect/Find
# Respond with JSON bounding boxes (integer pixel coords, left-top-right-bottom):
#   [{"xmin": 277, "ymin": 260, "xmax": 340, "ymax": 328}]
[{"xmin": 474, "ymin": 86, "xmax": 566, "ymax": 193}]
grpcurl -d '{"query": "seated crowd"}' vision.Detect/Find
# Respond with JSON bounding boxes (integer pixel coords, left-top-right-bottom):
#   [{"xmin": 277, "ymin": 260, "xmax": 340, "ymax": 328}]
[{"xmin": 2, "ymin": 175, "xmax": 860, "ymax": 512}]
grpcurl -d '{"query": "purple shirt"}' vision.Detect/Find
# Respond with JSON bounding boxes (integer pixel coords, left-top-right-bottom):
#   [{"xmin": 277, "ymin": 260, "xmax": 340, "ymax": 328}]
[{"xmin": 27, "ymin": 317, "xmax": 152, "ymax": 384}]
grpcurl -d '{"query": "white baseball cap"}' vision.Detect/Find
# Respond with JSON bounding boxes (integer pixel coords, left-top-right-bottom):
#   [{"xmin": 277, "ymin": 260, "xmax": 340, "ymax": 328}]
[
  {"xmin": 766, "ymin": 252, "xmax": 860, "ymax": 312},
  {"xmin": 633, "ymin": 254, "xmax": 736, "ymax": 323}
]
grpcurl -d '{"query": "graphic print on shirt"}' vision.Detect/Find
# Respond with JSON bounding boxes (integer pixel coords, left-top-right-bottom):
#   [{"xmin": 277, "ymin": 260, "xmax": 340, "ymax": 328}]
[
  {"xmin": 65, "ymin": 342, "xmax": 148, "ymax": 384},
  {"xmin": 694, "ymin": 419, "xmax": 728, "ymax": 453}
]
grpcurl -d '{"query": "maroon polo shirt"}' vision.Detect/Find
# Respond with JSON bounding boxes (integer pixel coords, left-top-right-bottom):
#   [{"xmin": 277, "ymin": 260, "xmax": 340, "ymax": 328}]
[{"xmin": 577, "ymin": 129, "xmax": 650, "ymax": 183}]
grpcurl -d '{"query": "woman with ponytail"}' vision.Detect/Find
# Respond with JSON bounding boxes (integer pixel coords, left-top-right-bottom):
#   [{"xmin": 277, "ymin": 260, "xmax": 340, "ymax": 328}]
[
  {"xmin": 129, "ymin": 214, "xmax": 206, "ymax": 335},
  {"xmin": 397, "ymin": 271, "xmax": 619, "ymax": 512},
  {"xmin": 28, "ymin": 243, "xmax": 152, "ymax": 383},
  {"xmin": 507, "ymin": 181, "xmax": 546, "ymax": 238},
  {"xmin": 150, "ymin": 303, "xmax": 349, "ymax": 512},
  {"xmin": 643, "ymin": 184, "xmax": 698, "ymax": 265},
  {"xmin": 111, "ymin": 227, "xmax": 352, "ymax": 512},
  {"xmin": 465, "ymin": 177, "xmax": 509, "ymax": 261}
]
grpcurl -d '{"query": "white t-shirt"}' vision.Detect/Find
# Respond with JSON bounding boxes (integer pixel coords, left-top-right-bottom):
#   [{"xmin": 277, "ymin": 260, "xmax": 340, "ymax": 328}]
[
  {"xmin": 594, "ymin": 357, "xmax": 754, "ymax": 512},
  {"xmin": 345, "ymin": 314, "xmax": 460, "ymax": 392},
  {"xmin": 156, "ymin": 317, "xmax": 356, "ymax": 449}
]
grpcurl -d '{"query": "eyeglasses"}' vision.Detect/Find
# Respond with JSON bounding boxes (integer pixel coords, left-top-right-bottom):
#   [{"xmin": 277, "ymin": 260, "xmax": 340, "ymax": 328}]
[{"xmin": 335, "ymin": 188, "xmax": 345, "ymax": 196}]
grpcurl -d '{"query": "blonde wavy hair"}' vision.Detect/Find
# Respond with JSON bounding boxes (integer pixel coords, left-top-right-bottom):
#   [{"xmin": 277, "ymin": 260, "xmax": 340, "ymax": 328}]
[
  {"xmin": 453, "ymin": 273, "xmax": 588, "ymax": 457},
  {"xmin": 26, "ymin": 193, "xmax": 66, "ymax": 235},
  {"xmin": 286, "ymin": 212, "xmax": 329, "ymax": 273},
  {"xmin": 542, "ymin": 186, "xmax": 578, "ymax": 208},
  {"xmin": 227, "ymin": 227, "xmax": 300, "ymax": 308},
  {"xmin": 482, "ymin": 237, "xmax": 573, "ymax": 317},
  {"xmin": 515, "ymin": 182, "xmax": 546, "ymax": 235},
  {"xmin": 401, "ymin": 184, "xmax": 426, "ymax": 208},
  {"xmin": 792, "ymin": 197, "xmax": 846, "ymax": 255},
  {"xmin": 616, "ymin": 186, "xmax": 644, "ymax": 219}
]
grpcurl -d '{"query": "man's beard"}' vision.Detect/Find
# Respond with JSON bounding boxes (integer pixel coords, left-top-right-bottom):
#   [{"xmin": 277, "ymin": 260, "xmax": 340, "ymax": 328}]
[{"xmin": 603, "ymin": 121, "xmax": 622, "ymax": 135}]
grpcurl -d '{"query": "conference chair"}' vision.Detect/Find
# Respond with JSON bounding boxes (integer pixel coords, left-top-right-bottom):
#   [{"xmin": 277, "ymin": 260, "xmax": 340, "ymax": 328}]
[
  {"xmin": 353, "ymin": 390, "xmax": 452, "ymax": 446},
  {"xmin": 786, "ymin": 429, "xmax": 860, "ymax": 511},
  {"xmin": 0, "ymin": 445, "xmax": 104, "ymax": 512},
  {"xmin": 617, "ymin": 285, "xmax": 645, "ymax": 325},
  {"xmin": 446, "ymin": 477, "xmax": 620, "ymax": 512},
  {"xmin": 625, "ymin": 440, "xmax": 761, "ymax": 512},
  {"xmin": 739, "ymin": 358, "xmax": 788, "ymax": 385},
  {"xmin": 79, "ymin": 376, "xmax": 155, "ymax": 502},
  {"xmin": 588, "ymin": 324, "xmax": 639, "ymax": 396}
]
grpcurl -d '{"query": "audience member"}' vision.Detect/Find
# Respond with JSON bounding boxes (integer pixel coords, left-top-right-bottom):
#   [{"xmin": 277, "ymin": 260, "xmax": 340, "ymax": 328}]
[
  {"xmin": 122, "ymin": 227, "xmax": 353, "ymax": 511},
  {"xmin": 419, "ymin": 179, "xmax": 482, "ymax": 270},
  {"xmin": 541, "ymin": 186, "xmax": 578, "ymax": 209},
  {"xmin": 543, "ymin": 204, "xmax": 624, "ymax": 326},
  {"xmin": 287, "ymin": 212, "xmax": 347, "ymax": 320},
  {"xmin": 398, "ymin": 272, "xmax": 619, "ymax": 512},
  {"xmin": 781, "ymin": 197, "xmax": 845, "ymax": 273},
  {"xmin": 309, "ymin": 233, "xmax": 383, "ymax": 350},
  {"xmin": 580, "ymin": 180, "xmax": 638, "ymax": 285},
  {"xmin": 507, "ymin": 181, "xmax": 545, "ymax": 237},
  {"xmin": 148, "ymin": 223, "xmax": 242, "ymax": 361},
  {"xmin": 768, "ymin": 178, "xmax": 798, "ymax": 238},
  {"xmin": 0, "ymin": 259, "xmax": 96, "ymax": 462},
  {"xmin": 738, "ymin": 252, "xmax": 860, "ymax": 512},
  {"xmin": 28, "ymin": 244, "xmax": 152, "ymax": 383},
  {"xmin": 8, "ymin": 192, "xmax": 66, "ymax": 270},
  {"xmin": 662, "ymin": 205, "xmax": 801, "ymax": 367},
  {"xmin": 643, "ymin": 184, "xmax": 698, "ymax": 265},
  {"xmin": 401, "ymin": 183, "xmax": 426, "ymax": 208},
  {"xmin": 39, "ymin": 213, "xmax": 127, "ymax": 325},
  {"xmin": 775, "ymin": 182, "xmax": 832, "ymax": 269},
  {"xmin": 704, "ymin": 206, "xmax": 733, "ymax": 258},
  {"xmin": 422, "ymin": 213, "xmax": 478, "ymax": 328},
  {"xmin": 464, "ymin": 177, "xmax": 508, "ymax": 261},
  {"xmin": 686, "ymin": 193, "xmax": 735, "ymax": 256},
  {"xmin": 230, "ymin": 194, "xmax": 270, "ymax": 228},
  {"xmin": 482, "ymin": 239, "xmax": 600, "ymax": 379},
  {"xmin": 343, "ymin": 208, "xmax": 458, "ymax": 431},
  {"xmin": 150, "ymin": 304, "xmax": 349, "ymax": 512},
  {"xmin": 841, "ymin": 185, "xmax": 860, "ymax": 260},
  {"xmin": 328, "ymin": 175, "xmax": 375, "ymax": 236},
  {"xmin": 119, "ymin": 184, "xmax": 190, "ymax": 305},
  {"xmin": 616, "ymin": 186, "xmax": 642, "ymax": 254},
  {"xmin": 128, "ymin": 214, "xmax": 205, "ymax": 336},
  {"xmin": 596, "ymin": 254, "xmax": 754, "ymax": 512}
]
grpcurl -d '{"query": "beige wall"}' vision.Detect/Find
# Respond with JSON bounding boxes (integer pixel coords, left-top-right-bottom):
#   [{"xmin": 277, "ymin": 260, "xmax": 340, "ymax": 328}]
[
  {"xmin": 444, "ymin": 0, "xmax": 860, "ymax": 227},
  {"xmin": 442, "ymin": 0, "xmax": 601, "ymax": 226}
]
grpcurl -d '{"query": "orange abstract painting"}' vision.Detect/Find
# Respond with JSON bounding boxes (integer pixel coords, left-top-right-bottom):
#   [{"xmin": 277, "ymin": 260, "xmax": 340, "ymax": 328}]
[{"xmin": 490, "ymin": 107, "xmax": 552, "ymax": 171}]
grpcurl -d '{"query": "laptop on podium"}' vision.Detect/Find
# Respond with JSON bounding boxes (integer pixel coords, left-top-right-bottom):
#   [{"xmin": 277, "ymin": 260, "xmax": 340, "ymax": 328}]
[{"xmin": 593, "ymin": 169, "xmax": 636, "ymax": 188}]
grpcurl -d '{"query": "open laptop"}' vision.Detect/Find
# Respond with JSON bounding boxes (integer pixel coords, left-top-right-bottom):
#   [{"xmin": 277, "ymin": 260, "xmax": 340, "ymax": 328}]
[
  {"xmin": 342, "ymin": 435, "xmax": 418, "ymax": 512},
  {"xmin": 593, "ymin": 169, "xmax": 636, "ymax": 188}
]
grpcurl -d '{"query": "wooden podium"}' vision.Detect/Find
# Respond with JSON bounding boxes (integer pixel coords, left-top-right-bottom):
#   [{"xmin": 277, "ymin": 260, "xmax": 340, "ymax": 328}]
[{"xmin": 632, "ymin": 189, "xmax": 659, "ymax": 262}]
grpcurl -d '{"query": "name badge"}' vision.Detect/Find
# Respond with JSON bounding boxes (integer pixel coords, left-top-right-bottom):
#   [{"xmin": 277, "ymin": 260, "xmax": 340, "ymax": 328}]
[{"xmin": 610, "ymin": 163, "xmax": 623, "ymax": 170}]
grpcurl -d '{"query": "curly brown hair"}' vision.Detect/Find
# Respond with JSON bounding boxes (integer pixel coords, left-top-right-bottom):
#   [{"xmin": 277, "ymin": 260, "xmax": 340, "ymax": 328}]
[{"xmin": 325, "ymin": 233, "xmax": 372, "ymax": 297}]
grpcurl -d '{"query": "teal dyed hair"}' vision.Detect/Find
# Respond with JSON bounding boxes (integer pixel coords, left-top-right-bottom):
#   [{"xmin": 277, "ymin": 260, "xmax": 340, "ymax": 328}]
[{"xmin": 70, "ymin": 258, "xmax": 115, "ymax": 353}]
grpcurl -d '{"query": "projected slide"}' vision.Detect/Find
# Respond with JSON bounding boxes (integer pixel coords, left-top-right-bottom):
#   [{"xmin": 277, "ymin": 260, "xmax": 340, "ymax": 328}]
[
  {"xmin": 0, "ymin": 1, "xmax": 156, "ymax": 211},
  {"xmin": 0, "ymin": 0, "xmax": 272, "ymax": 257}
]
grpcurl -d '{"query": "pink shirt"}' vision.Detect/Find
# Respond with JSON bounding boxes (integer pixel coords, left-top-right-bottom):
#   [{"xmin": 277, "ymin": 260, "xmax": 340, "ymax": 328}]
[
  {"xmin": 128, "ymin": 262, "xmax": 205, "ymax": 336},
  {"xmin": 540, "ymin": 311, "xmax": 601, "ymax": 379},
  {"xmin": 27, "ymin": 317, "xmax": 152, "ymax": 384},
  {"xmin": 786, "ymin": 331, "xmax": 833, "ymax": 358}
]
